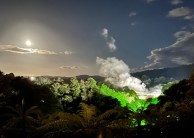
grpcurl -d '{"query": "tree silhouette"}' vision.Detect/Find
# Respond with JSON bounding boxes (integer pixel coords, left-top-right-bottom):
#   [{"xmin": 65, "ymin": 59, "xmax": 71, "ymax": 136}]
[{"xmin": 37, "ymin": 102, "xmax": 117, "ymax": 137}]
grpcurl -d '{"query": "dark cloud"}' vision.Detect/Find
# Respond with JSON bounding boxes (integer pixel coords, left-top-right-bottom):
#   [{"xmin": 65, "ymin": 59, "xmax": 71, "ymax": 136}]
[{"xmin": 145, "ymin": 32, "xmax": 194, "ymax": 69}]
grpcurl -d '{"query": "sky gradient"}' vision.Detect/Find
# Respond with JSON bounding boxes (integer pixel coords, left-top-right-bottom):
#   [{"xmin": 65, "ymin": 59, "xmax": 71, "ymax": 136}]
[{"xmin": 0, "ymin": 0, "xmax": 194, "ymax": 77}]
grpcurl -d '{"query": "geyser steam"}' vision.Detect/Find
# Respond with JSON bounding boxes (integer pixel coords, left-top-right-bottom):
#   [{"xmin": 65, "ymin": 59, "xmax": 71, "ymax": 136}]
[{"xmin": 96, "ymin": 57, "xmax": 162, "ymax": 99}]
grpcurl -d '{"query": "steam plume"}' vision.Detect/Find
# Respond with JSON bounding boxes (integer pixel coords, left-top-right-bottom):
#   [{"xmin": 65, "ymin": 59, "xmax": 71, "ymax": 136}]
[{"xmin": 96, "ymin": 57, "xmax": 162, "ymax": 99}]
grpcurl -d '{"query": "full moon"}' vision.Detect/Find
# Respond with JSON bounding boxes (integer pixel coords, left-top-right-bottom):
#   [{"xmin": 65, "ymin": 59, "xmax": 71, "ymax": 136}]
[{"xmin": 25, "ymin": 40, "xmax": 32, "ymax": 47}]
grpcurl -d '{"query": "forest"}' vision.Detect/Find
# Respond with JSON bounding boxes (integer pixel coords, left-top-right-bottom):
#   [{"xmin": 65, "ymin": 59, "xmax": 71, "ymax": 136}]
[{"xmin": 0, "ymin": 69, "xmax": 194, "ymax": 138}]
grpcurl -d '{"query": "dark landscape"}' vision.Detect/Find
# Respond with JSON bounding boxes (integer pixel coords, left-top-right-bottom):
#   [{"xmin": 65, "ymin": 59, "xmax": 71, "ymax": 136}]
[
  {"xmin": 1, "ymin": 0, "xmax": 194, "ymax": 137},
  {"xmin": 1, "ymin": 65, "xmax": 194, "ymax": 137}
]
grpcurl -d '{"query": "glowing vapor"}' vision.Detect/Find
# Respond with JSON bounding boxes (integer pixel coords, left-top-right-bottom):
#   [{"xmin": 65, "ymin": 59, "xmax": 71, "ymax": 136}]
[{"xmin": 96, "ymin": 57, "xmax": 163, "ymax": 99}]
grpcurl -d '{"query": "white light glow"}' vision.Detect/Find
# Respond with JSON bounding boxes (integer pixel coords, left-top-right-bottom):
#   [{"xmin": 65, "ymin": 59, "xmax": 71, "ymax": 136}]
[
  {"xmin": 30, "ymin": 76, "xmax": 36, "ymax": 81},
  {"xmin": 25, "ymin": 40, "xmax": 32, "ymax": 47}
]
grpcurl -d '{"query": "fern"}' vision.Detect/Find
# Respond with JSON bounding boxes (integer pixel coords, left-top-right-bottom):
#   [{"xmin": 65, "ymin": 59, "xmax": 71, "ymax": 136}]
[
  {"xmin": 41, "ymin": 112, "xmax": 83, "ymax": 128},
  {"xmin": 42, "ymin": 129, "xmax": 72, "ymax": 138},
  {"xmin": 97, "ymin": 109, "xmax": 117, "ymax": 121},
  {"xmin": 38, "ymin": 120, "xmax": 69, "ymax": 131},
  {"xmin": 107, "ymin": 119, "xmax": 132, "ymax": 129},
  {"xmin": 79, "ymin": 102, "xmax": 96, "ymax": 123}
]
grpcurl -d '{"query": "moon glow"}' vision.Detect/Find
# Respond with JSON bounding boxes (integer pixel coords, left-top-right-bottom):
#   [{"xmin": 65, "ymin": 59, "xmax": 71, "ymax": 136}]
[{"xmin": 25, "ymin": 40, "xmax": 32, "ymax": 47}]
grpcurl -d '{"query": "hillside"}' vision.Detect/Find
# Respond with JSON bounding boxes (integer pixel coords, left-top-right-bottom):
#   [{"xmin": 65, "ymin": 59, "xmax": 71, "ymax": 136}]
[
  {"xmin": 132, "ymin": 64, "xmax": 194, "ymax": 80},
  {"xmin": 73, "ymin": 64, "xmax": 194, "ymax": 81},
  {"xmin": 1, "ymin": 69, "xmax": 194, "ymax": 137}
]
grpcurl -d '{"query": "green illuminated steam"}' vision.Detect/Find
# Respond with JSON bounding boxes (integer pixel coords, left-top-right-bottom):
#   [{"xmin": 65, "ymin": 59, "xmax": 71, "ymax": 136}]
[{"xmin": 97, "ymin": 84, "xmax": 159, "ymax": 113}]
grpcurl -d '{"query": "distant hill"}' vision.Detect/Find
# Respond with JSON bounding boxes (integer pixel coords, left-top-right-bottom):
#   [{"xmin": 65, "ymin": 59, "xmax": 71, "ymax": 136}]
[
  {"xmin": 26, "ymin": 64, "xmax": 194, "ymax": 83},
  {"xmin": 75, "ymin": 75, "xmax": 104, "ymax": 81},
  {"xmin": 74, "ymin": 64, "xmax": 194, "ymax": 82},
  {"xmin": 132, "ymin": 64, "xmax": 194, "ymax": 80},
  {"xmin": 66, "ymin": 64, "xmax": 194, "ymax": 83},
  {"xmin": 63, "ymin": 75, "xmax": 105, "ymax": 83}
]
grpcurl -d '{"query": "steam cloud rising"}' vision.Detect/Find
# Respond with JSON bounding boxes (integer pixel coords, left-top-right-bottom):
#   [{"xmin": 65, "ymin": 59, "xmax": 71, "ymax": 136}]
[{"xmin": 96, "ymin": 57, "xmax": 162, "ymax": 99}]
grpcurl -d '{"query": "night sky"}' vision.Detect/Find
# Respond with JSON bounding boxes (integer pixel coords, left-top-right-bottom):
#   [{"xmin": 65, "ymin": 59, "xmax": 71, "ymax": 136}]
[{"xmin": 0, "ymin": 0, "xmax": 194, "ymax": 77}]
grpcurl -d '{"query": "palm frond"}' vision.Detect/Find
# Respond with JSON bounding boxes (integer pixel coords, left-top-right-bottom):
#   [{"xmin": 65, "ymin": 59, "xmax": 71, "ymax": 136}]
[
  {"xmin": 42, "ymin": 129, "xmax": 72, "ymax": 138},
  {"xmin": 107, "ymin": 119, "xmax": 132, "ymax": 129},
  {"xmin": 37, "ymin": 120, "xmax": 69, "ymax": 132},
  {"xmin": 97, "ymin": 109, "xmax": 117, "ymax": 121},
  {"xmin": 42, "ymin": 112, "xmax": 83, "ymax": 127},
  {"xmin": 79, "ymin": 102, "xmax": 96, "ymax": 123},
  {"xmin": 0, "ymin": 106, "xmax": 20, "ymax": 117}
]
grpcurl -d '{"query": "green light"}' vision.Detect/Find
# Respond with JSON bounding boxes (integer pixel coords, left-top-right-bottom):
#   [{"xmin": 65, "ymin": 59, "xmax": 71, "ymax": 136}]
[
  {"xmin": 130, "ymin": 118, "xmax": 138, "ymax": 128},
  {"xmin": 140, "ymin": 119, "xmax": 147, "ymax": 126},
  {"xmin": 97, "ymin": 84, "xmax": 159, "ymax": 113},
  {"xmin": 130, "ymin": 119, "xmax": 148, "ymax": 127},
  {"xmin": 150, "ymin": 98, "xmax": 159, "ymax": 104}
]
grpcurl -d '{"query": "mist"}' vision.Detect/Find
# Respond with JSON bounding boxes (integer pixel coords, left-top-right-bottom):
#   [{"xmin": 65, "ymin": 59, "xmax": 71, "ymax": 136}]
[{"xmin": 96, "ymin": 57, "xmax": 163, "ymax": 99}]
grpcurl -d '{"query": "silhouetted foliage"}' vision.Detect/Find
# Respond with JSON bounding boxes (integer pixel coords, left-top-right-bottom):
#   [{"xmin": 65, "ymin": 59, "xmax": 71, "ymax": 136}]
[
  {"xmin": 0, "ymin": 73, "xmax": 62, "ymax": 114},
  {"xmin": 159, "ymin": 79, "xmax": 191, "ymax": 105},
  {"xmin": 1, "ymin": 70, "xmax": 194, "ymax": 137}
]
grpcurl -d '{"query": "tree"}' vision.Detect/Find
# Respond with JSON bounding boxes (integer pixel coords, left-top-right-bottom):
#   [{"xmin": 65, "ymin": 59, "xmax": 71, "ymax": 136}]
[
  {"xmin": 69, "ymin": 77, "xmax": 81, "ymax": 98},
  {"xmin": 189, "ymin": 69, "xmax": 194, "ymax": 87},
  {"xmin": 0, "ymin": 105, "xmax": 42, "ymax": 138},
  {"xmin": 84, "ymin": 77, "xmax": 97, "ymax": 101},
  {"xmin": 38, "ymin": 102, "xmax": 117, "ymax": 137},
  {"xmin": 0, "ymin": 70, "xmax": 4, "ymax": 76},
  {"xmin": 161, "ymin": 79, "xmax": 190, "ymax": 103},
  {"xmin": 80, "ymin": 80, "xmax": 87, "ymax": 101},
  {"xmin": 34, "ymin": 77, "xmax": 52, "ymax": 86}
]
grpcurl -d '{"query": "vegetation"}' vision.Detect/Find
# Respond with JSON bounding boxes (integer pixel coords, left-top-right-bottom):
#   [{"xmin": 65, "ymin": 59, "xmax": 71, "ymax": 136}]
[
  {"xmin": 97, "ymin": 84, "xmax": 159, "ymax": 112},
  {"xmin": 1, "ymin": 69, "xmax": 194, "ymax": 137}
]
